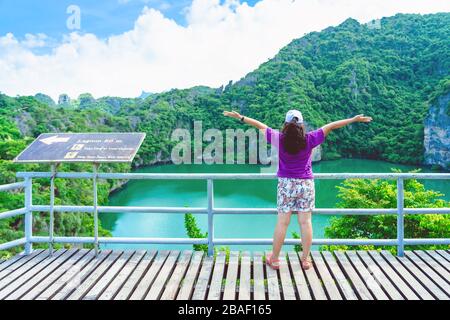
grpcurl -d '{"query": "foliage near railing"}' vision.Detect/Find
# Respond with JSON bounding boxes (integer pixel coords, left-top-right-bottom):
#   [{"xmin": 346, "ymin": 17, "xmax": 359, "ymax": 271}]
[
  {"xmin": 184, "ymin": 213, "xmax": 208, "ymax": 252},
  {"xmin": 323, "ymin": 170, "xmax": 450, "ymax": 253}
]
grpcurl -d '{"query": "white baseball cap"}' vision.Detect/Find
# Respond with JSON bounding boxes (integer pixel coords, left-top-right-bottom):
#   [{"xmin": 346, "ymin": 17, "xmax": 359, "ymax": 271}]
[{"xmin": 285, "ymin": 109, "xmax": 303, "ymax": 123}]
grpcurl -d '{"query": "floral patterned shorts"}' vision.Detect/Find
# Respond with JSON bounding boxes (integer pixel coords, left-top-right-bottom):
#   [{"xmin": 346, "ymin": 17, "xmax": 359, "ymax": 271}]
[{"xmin": 277, "ymin": 178, "xmax": 315, "ymax": 214}]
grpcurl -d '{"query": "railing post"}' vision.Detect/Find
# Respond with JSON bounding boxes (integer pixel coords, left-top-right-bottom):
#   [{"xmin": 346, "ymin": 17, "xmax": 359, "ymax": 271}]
[
  {"xmin": 93, "ymin": 163, "xmax": 99, "ymax": 257},
  {"xmin": 207, "ymin": 179, "xmax": 214, "ymax": 256},
  {"xmin": 397, "ymin": 178, "xmax": 404, "ymax": 257},
  {"xmin": 24, "ymin": 177, "xmax": 33, "ymax": 255},
  {"xmin": 49, "ymin": 164, "xmax": 57, "ymax": 256}
]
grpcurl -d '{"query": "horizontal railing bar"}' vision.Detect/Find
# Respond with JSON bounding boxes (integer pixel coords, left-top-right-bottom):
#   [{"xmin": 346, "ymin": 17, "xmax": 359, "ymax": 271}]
[
  {"xmin": 31, "ymin": 205, "xmax": 450, "ymax": 215},
  {"xmin": 31, "ymin": 236, "xmax": 208, "ymax": 245},
  {"xmin": 0, "ymin": 181, "xmax": 26, "ymax": 192},
  {"xmin": 31, "ymin": 205, "xmax": 95, "ymax": 213},
  {"xmin": 16, "ymin": 172, "xmax": 450, "ymax": 180},
  {"xmin": 403, "ymin": 208, "xmax": 450, "ymax": 214},
  {"xmin": 31, "ymin": 205, "xmax": 208, "ymax": 214},
  {"xmin": 403, "ymin": 239, "xmax": 450, "ymax": 245},
  {"xmin": 0, "ymin": 238, "xmax": 26, "ymax": 251},
  {"xmin": 213, "ymin": 239, "xmax": 399, "ymax": 246},
  {"xmin": 27, "ymin": 237, "xmax": 450, "ymax": 246},
  {"xmin": 31, "ymin": 236, "xmax": 94, "ymax": 244},
  {"xmin": 214, "ymin": 208, "xmax": 400, "ymax": 215},
  {"xmin": 101, "ymin": 206, "xmax": 207, "ymax": 214},
  {"xmin": 100, "ymin": 237, "xmax": 208, "ymax": 244},
  {"xmin": 0, "ymin": 208, "xmax": 27, "ymax": 219}
]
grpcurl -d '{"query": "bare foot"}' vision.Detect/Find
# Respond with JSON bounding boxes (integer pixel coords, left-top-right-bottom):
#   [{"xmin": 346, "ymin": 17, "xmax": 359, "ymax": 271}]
[{"xmin": 301, "ymin": 255, "xmax": 312, "ymax": 270}]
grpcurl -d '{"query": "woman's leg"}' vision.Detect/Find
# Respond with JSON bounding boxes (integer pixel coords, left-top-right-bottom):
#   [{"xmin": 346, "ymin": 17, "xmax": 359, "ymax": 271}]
[
  {"xmin": 297, "ymin": 211, "xmax": 312, "ymax": 260},
  {"xmin": 271, "ymin": 211, "xmax": 292, "ymax": 260}
]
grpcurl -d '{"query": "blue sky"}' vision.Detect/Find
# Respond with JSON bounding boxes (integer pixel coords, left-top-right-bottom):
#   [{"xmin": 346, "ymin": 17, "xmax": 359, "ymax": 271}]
[
  {"xmin": 0, "ymin": 0, "xmax": 448, "ymax": 99},
  {"xmin": 0, "ymin": 0, "xmax": 259, "ymax": 39}
]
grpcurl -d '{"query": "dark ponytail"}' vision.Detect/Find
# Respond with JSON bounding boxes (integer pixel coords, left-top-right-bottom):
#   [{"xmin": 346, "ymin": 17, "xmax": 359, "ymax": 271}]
[{"xmin": 282, "ymin": 118, "xmax": 306, "ymax": 154}]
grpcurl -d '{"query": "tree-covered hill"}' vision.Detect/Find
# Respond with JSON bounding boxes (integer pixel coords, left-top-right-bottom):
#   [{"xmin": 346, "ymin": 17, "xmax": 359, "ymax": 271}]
[{"xmin": 117, "ymin": 12, "xmax": 450, "ymax": 165}]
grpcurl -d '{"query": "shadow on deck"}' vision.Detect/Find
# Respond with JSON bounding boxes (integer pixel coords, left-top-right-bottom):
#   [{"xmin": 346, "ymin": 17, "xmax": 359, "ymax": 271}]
[{"xmin": 0, "ymin": 249, "xmax": 449, "ymax": 300}]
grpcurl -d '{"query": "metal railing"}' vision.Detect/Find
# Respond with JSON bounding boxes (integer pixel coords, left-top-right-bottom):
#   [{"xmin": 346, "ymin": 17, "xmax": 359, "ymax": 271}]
[{"xmin": 0, "ymin": 172, "xmax": 449, "ymax": 257}]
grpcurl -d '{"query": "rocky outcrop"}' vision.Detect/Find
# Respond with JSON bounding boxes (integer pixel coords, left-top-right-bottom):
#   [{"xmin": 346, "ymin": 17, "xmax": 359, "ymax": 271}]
[
  {"xmin": 58, "ymin": 94, "xmax": 71, "ymax": 106},
  {"xmin": 424, "ymin": 92, "xmax": 450, "ymax": 170},
  {"xmin": 34, "ymin": 93, "xmax": 55, "ymax": 106}
]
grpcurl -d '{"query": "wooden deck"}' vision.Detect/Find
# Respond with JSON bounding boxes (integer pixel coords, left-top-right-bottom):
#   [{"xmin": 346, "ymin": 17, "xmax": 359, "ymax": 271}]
[{"xmin": 0, "ymin": 249, "xmax": 449, "ymax": 300}]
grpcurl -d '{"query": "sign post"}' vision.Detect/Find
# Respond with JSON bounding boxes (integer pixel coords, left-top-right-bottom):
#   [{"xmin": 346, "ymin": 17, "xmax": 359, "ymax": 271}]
[
  {"xmin": 93, "ymin": 163, "xmax": 99, "ymax": 256},
  {"xmin": 15, "ymin": 133, "xmax": 146, "ymax": 258},
  {"xmin": 49, "ymin": 163, "xmax": 58, "ymax": 256}
]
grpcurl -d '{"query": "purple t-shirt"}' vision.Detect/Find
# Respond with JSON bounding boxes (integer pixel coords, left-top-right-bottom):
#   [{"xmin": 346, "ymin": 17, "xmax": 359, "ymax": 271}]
[{"xmin": 266, "ymin": 127, "xmax": 325, "ymax": 179}]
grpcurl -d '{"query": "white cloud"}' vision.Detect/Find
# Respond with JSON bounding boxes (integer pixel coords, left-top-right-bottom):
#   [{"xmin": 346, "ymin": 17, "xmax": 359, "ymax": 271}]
[{"xmin": 0, "ymin": 0, "xmax": 449, "ymax": 100}]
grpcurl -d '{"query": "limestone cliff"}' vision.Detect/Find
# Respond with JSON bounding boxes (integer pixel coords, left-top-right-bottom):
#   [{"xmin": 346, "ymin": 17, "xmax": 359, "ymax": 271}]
[{"xmin": 424, "ymin": 92, "xmax": 450, "ymax": 170}]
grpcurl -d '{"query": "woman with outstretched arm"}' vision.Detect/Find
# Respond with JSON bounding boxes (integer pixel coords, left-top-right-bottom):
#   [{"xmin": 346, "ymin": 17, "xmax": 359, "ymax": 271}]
[{"xmin": 223, "ymin": 110, "xmax": 372, "ymax": 269}]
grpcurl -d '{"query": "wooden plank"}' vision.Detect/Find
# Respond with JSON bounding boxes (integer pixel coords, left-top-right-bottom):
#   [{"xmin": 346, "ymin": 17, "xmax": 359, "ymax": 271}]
[
  {"xmin": 98, "ymin": 250, "xmax": 146, "ymax": 300},
  {"xmin": 207, "ymin": 251, "xmax": 226, "ymax": 300},
  {"xmin": 404, "ymin": 251, "xmax": 450, "ymax": 296},
  {"xmin": 311, "ymin": 251, "xmax": 342, "ymax": 300},
  {"xmin": 0, "ymin": 250, "xmax": 44, "ymax": 280},
  {"xmin": 367, "ymin": 251, "xmax": 419, "ymax": 300},
  {"xmin": 356, "ymin": 251, "xmax": 403, "ymax": 300},
  {"xmin": 222, "ymin": 251, "xmax": 239, "ymax": 300},
  {"xmin": 321, "ymin": 251, "xmax": 357, "ymax": 300},
  {"xmin": 379, "ymin": 250, "xmax": 434, "ymax": 300},
  {"xmin": 425, "ymin": 250, "xmax": 450, "ymax": 273},
  {"xmin": 191, "ymin": 255, "xmax": 214, "ymax": 300},
  {"xmin": 129, "ymin": 250, "xmax": 170, "ymax": 300},
  {"xmin": 176, "ymin": 251, "xmax": 203, "ymax": 300},
  {"xmin": 418, "ymin": 251, "xmax": 450, "ymax": 280},
  {"xmin": 381, "ymin": 251, "xmax": 446, "ymax": 300},
  {"xmin": 160, "ymin": 251, "xmax": 193, "ymax": 300},
  {"xmin": 65, "ymin": 250, "xmax": 123, "ymax": 300},
  {"xmin": 50, "ymin": 250, "xmax": 112, "ymax": 300},
  {"xmin": 298, "ymin": 251, "xmax": 326, "ymax": 300},
  {"xmin": 436, "ymin": 250, "xmax": 450, "ymax": 263},
  {"xmin": 0, "ymin": 249, "xmax": 67, "ymax": 297},
  {"xmin": 346, "ymin": 251, "xmax": 389, "ymax": 300},
  {"xmin": 113, "ymin": 251, "xmax": 156, "ymax": 300},
  {"xmin": 252, "ymin": 252, "xmax": 266, "ymax": 300},
  {"xmin": 0, "ymin": 250, "xmax": 43, "ymax": 273},
  {"xmin": 239, "ymin": 251, "xmax": 251, "ymax": 300},
  {"xmin": 278, "ymin": 252, "xmax": 296, "ymax": 300},
  {"xmin": 82, "ymin": 250, "xmax": 135, "ymax": 300},
  {"xmin": 10, "ymin": 249, "xmax": 88, "ymax": 300},
  {"xmin": 1, "ymin": 249, "xmax": 75, "ymax": 300},
  {"xmin": 264, "ymin": 251, "xmax": 280, "ymax": 300},
  {"xmin": 334, "ymin": 251, "xmax": 373, "ymax": 300},
  {"xmin": 287, "ymin": 252, "xmax": 311, "ymax": 300},
  {"xmin": 33, "ymin": 250, "xmax": 97, "ymax": 300},
  {"xmin": 145, "ymin": 251, "xmax": 181, "ymax": 300}
]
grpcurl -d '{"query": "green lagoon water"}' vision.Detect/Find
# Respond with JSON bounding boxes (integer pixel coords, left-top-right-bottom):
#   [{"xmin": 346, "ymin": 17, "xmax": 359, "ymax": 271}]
[{"xmin": 101, "ymin": 159, "xmax": 449, "ymax": 251}]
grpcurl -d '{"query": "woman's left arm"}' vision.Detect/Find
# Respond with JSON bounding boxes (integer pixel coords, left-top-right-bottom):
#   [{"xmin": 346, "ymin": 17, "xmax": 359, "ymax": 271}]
[
  {"xmin": 321, "ymin": 114, "xmax": 372, "ymax": 137},
  {"xmin": 223, "ymin": 111, "xmax": 268, "ymax": 133}
]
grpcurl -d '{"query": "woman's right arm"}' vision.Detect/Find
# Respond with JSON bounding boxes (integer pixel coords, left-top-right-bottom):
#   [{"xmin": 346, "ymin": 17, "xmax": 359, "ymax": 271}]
[
  {"xmin": 223, "ymin": 110, "xmax": 268, "ymax": 133},
  {"xmin": 321, "ymin": 114, "xmax": 372, "ymax": 137}
]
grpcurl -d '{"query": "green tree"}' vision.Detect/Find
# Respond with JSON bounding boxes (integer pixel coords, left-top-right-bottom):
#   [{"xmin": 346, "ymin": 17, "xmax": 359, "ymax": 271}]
[
  {"xmin": 322, "ymin": 169, "xmax": 450, "ymax": 254},
  {"xmin": 184, "ymin": 213, "xmax": 208, "ymax": 252}
]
